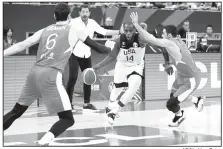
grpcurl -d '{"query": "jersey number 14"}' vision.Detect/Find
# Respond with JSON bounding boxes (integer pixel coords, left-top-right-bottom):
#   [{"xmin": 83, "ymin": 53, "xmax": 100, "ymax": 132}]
[{"xmin": 126, "ymin": 55, "xmax": 134, "ymax": 61}]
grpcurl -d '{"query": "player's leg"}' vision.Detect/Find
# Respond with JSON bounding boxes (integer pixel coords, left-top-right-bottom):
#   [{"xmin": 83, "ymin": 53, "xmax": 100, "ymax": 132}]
[
  {"xmin": 4, "ymin": 68, "xmax": 38, "ymax": 130},
  {"xmin": 37, "ymin": 110, "xmax": 74, "ymax": 146},
  {"xmin": 167, "ymin": 76, "xmax": 199, "ymax": 127},
  {"xmin": 65, "ymin": 54, "xmax": 79, "ymax": 108},
  {"xmin": 107, "ymin": 72, "xmax": 142, "ymax": 125},
  {"xmin": 3, "ymin": 103, "xmax": 28, "ymax": 130},
  {"xmin": 106, "ymin": 83, "xmax": 125, "ymax": 113},
  {"xmin": 106, "ymin": 62, "xmax": 127, "ymax": 113},
  {"xmin": 170, "ymin": 79, "xmax": 179, "ymax": 98},
  {"xmin": 185, "ymin": 75, "xmax": 205, "ymax": 112},
  {"xmin": 37, "ymin": 70, "xmax": 73, "ymax": 146},
  {"xmin": 78, "ymin": 56, "xmax": 97, "ymax": 112}
]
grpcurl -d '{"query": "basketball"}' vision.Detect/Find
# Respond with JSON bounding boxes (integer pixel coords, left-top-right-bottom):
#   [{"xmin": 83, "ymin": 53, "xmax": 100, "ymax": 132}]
[{"xmin": 83, "ymin": 68, "xmax": 97, "ymax": 85}]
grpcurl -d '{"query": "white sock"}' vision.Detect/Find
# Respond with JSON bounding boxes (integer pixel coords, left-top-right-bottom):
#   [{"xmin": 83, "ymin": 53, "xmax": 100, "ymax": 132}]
[
  {"xmin": 175, "ymin": 110, "xmax": 182, "ymax": 116},
  {"xmin": 191, "ymin": 96, "xmax": 198, "ymax": 104},
  {"xmin": 38, "ymin": 131, "xmax": 55, "ymax": 145}
]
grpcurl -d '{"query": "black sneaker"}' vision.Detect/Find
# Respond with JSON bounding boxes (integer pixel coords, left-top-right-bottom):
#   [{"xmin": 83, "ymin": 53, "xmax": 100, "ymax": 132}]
[
  {"xmin": 83, "ymin": 103, "xmax": 99, "ymax": 113},
  {"xmin": 105, "ymin": 107, "xmax": 111, "ymax": 114},
  {"xmin": 194, "ymin": 96, "xmax": 205, "ymax": 112},
  {"xmin": 169, "ymin": 110, "xmax": 186, "ymax": 127}
]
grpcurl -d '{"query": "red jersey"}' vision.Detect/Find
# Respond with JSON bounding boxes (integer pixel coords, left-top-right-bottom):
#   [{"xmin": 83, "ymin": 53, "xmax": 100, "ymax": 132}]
[{"xmin": 36, "ymin": 23, "xmax": 72, "ymax": 71}]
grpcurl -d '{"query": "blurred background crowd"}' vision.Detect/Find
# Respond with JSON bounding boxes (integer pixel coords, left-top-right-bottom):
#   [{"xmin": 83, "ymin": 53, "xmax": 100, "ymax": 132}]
[{"xmin": 4, "ymin": 2, "xmax": 222, "ymax": 11}]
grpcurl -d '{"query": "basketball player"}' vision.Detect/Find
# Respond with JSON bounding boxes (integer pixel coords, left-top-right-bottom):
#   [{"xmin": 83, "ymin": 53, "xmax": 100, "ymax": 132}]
[
  {"xmin": 3, "ymin": 3, "xmax": 110, "ymax": 146},
  {"xmin": 93, "ymin": 22, "xmax": 147, "ymax": 125},
  {"xmin": 130, "ymin": 12, "xmax": 205, "ymax": 127},
  {"xmin": 66, "ymin": 5, "xmax": 120, "ymax": 112}
]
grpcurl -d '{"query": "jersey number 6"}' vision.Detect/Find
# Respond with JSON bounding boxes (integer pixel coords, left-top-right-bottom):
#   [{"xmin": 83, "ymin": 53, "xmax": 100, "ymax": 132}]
[{"xmin": 46, "ymin": 33, "xmax": 58, "ymax": 50}]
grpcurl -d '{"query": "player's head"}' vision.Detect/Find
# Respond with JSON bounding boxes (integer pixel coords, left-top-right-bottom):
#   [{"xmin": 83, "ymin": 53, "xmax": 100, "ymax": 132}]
[
  {"xmin": 183, "ymin": 20, "xmax": 190, "ymax": 31},
  {"xmin": 206, "ymin": 25, "xmax": 213, "ymax": 35},
  {"xmin": 123, "ymin": 21, "xmax": 136, "ymax": 40},
  {"xmin": 154, "ymin": 24, "xmax": 164, "ymax": 38},
  {"xmin": 162, "ymin": 25, "xmax": 177, "ymax": 39},
  {"xmin": 54, "ymin": 3, "xmax": 71, "ymax": 22},
  {"xmin": 79, "ymin": 5, "xmax": 90, "ymax": 22}
]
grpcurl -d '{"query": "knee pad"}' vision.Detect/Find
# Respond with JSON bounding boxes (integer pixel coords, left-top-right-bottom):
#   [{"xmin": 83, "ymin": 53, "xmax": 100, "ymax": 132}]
[
  {"xmin": 166, "ymin": 96, "xmax": 180, "ymax": 112},
  {"xmin": 66, "ymin": 118, "xmax": 75, "ymax": 127},
  {"xmin": 58, "ymin": 110, "xmax": 75, "ymax": 126},
  {"xmin": 12, "ymin": 103, "xmax": 28, "ymax": 118}
]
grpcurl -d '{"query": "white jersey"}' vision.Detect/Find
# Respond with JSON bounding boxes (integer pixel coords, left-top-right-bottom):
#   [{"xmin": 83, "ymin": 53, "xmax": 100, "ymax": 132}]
[{"xmin": 116, "ymin": 33, "xmax": 145, "ymax": 66}]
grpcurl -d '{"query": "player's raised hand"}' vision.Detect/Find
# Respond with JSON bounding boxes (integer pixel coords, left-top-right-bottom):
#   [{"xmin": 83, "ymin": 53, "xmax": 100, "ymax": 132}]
[
  {"xmin": 130, "ymin": 12, "xmax": 139, "ymax": 24},
  {"xmin": 119, "ymin": 24, "xmax": 124, "ymax": 34}
]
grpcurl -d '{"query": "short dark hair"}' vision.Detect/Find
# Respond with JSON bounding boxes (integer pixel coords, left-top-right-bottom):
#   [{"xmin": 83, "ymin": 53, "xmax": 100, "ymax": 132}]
[
  {"xmin": 79, "ymin": 4, "xmax": 90, "ymax": 12},
  {"xmin": 206, "ymin": 25, "xmax": 213, "ymax": 29},
  {"xmin": 123, "ymin": 21, "xmax": 134, "ymax": 27},
  {"xmin": 155, "ymin": 24, "xmax": 164, "ymax": 38},
  {"xmin": 54, "ymin": 3, "xmax": 70, "ymax": 22},
  {"xmin": 164, "ymin": 25, "xmax": 177, "ymax": 37}
]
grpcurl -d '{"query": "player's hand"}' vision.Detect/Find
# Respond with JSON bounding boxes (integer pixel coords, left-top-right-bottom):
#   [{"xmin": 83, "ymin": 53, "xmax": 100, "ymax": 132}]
[
  {"xmin": 92, "ymin": 65, "xmax": 102, "ymax": 75},
  {"xmin": 163, "ymin": 64, "xmax": 174, "ymax": 75},
  {"xmin": 119, "ymin": 24, "xmax": 124, "ymax": 34},
  {"xmin": 130, "ymin": 12, "xmax": 139, "ymax": 24}
]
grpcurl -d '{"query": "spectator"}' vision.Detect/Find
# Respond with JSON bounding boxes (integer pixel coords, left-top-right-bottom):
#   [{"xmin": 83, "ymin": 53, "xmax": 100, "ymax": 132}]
[
  {"xmin": 3, "ymin": 27, "xmax": 16, "ymax": 50},
  {"xmin": 105, "ymin": 17, "xmax": 113, "ymax": 26},
  {"xmin": 178, "ymin": 20, "xmax": 190, "ymax": 38},
  {"xmin": 197, "ymin": 37, "xmax": 221, "ymax": 52},
  {"xmin": 197, "ymin": 37, "xmax": 208, "ymax": 52},
  {"xmin": 205, "ymin": 25, "xmax": 214, "ymax": 39}
]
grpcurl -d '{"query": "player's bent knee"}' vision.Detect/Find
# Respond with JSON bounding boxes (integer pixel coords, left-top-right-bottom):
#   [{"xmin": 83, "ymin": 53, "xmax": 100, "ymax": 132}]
[
  {"xmin": 58, "ymin": 110, "xmax": 75, "ymax": 126},
  {"xmin": 166, "ymin": 96, "xmax": 180, "ymax": 112},
  {"xmin": 67, "ymin": 118, "xmax": 75, "ymax": 127}
]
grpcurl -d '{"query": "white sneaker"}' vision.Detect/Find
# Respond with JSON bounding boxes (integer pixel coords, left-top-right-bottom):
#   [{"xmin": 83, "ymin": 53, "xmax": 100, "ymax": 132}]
[
  {"xmin": 194, "ymin": 96, "xmax": 205, "ymax": 112},
  {"xmin": 34, "ymin": 141, "xmax": 49, "ymax": 146}
]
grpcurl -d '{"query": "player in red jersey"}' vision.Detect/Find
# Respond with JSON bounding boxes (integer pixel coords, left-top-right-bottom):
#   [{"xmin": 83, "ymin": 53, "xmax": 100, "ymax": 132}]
[
  {"xmin": 130, "ymin": 12, "xmax": 205, "ymax": 127},
  {"xmin": 3, "ymin": 3, "xmax": 110, "ymax": 146}
]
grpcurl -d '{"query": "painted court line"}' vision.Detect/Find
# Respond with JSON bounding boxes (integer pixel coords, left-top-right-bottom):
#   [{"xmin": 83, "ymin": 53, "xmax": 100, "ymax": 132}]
[{"xmin": 96, "ymin": 134, "xmax": 165, "ymax": 141}]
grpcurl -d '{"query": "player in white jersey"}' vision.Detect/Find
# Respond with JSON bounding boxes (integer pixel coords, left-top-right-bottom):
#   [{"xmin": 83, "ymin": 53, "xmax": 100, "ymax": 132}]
[
  {"xmin": 3, "ymin": 3, "xmax": 110, "ymax": 146},
  {"xmin": 130, "ymin": 12, "xmax": 205, "ymax": 127},
  {"xmin": 93, "ymin": 22, "xmax": 147, "ymax": 125}
]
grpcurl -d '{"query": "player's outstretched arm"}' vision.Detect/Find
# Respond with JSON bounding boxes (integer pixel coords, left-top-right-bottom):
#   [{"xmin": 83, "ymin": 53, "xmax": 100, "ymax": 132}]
[
  {"xmin": 93, "ymin": 20, "xmax": 120, "ymax": 36},
  {"xmin": 130, "ymin": 12, "xmax": 165, "ymax": 48},
  {"xmin": 73, "ymin": 27, "xmax": 111, "ymax": 54},
  {"xmin": 93, "ymin": 38, "xmax": 120, "ymax": 70},
  {"xmin": 4, "ymin": 29, "xmax": 43, "ymax": 56}
]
